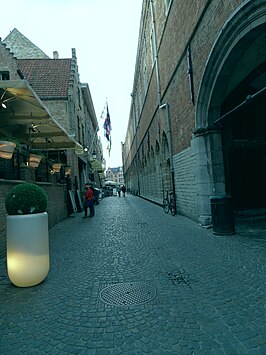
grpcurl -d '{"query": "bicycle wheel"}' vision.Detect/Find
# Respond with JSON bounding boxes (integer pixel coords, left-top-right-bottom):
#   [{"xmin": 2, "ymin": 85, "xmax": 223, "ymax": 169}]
[{"xmin": 163, "ymin": 198, "xmax": 169, "ymax": 213}]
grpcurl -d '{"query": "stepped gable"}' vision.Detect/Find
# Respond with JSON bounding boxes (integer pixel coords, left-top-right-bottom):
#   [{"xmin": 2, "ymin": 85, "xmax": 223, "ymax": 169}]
[
  {"xmin": 17, "ymin": 59, "xmax": 71, "ymax": 98},
  {"xmin": 3, "ymin": 28, "xmax": 50, "ymax": 59}
]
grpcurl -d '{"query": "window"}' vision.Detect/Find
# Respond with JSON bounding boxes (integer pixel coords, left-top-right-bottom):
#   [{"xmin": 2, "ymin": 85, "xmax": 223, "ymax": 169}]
[{"xmin": 0, "ymin": 71, "xmax": 10, "ymax": 80}]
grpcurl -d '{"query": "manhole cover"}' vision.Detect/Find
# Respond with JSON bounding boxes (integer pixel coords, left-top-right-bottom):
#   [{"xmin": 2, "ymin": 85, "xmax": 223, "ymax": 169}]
[{"xmin": 99, "ymin": 282, "xmax": 156, "ymax": 306}]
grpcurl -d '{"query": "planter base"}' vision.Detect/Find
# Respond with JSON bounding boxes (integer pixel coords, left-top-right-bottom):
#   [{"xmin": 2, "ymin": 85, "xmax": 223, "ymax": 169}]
[{"xmin": 6, "ymin": 212, "xmax": 49, "ymax": 287}]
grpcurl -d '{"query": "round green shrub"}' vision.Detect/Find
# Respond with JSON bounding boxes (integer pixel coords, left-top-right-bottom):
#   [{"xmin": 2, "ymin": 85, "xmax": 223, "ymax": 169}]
[{"xmin": 5, "ymin": 183, "xmax": 48, "ymax": 215}]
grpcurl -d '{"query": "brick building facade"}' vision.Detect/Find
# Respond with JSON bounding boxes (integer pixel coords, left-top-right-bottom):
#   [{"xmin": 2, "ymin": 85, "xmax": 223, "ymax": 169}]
[{"xmin": 122, "ymin": 0, "xmax": 266, "ymax": 224}]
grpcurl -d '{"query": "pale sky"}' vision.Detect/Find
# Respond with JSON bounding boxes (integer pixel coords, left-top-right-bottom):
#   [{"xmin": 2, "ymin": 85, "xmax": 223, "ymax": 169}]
[{"xmin": 1, "ymin": 0, "xmax": 143, "ymax": 168}]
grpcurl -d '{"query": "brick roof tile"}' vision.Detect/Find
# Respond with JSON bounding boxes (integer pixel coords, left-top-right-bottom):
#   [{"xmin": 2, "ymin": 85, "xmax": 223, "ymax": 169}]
[{"xmin": 17, "ymin": 59, "xmax": 71, "ymax": 98}]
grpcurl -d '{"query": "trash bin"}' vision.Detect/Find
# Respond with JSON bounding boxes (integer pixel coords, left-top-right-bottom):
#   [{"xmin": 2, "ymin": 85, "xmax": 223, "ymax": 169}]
[{"xmin": 210, "ymin": 195, "xmax": 235, "ymax": 235}]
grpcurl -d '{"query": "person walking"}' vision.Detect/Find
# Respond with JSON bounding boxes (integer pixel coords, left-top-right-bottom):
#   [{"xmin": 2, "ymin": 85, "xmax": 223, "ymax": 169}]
[
  {"xmin": 117, "ymin": 185, "xmax": 121, "ymax": 197},
  {"xmin": 83, "ymin": 183, "xmax": 95, "ymax": 218},
  {"xmin": 121, "ymin": 185, "xmax": 126, "ymax": 197}
]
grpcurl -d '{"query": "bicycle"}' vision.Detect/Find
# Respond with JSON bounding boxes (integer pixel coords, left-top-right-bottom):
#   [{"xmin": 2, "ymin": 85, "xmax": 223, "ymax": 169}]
[{"xmin": 162, "ymin": 190, "xmax": 176, "ymax": 216}]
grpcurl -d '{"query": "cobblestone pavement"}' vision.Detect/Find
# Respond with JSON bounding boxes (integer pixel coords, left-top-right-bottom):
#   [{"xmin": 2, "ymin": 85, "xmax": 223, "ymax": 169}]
[{"xmin": 0, "ymin": 195, "xmax": 265, "ymax": 354}]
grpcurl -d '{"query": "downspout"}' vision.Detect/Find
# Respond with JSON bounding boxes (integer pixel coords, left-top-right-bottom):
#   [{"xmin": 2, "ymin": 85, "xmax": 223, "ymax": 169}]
[
  {"xmin": 131, "ymin": 92, "xmax": 140, "ymax": 195},
  {"xmin": 150, "ymin": 0, "xmax": 161, "ymax": 105}
]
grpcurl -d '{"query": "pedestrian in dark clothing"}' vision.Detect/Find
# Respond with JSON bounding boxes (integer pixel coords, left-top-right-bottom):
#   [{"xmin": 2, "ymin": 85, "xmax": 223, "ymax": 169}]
[{"xmin": 121, "ymin": 185, "xmax": 126, "ymax": 197}]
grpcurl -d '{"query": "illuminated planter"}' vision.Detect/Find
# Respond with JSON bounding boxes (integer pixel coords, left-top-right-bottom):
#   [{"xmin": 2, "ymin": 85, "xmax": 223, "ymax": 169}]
[
  {"xmin": 28, "ymin": 154, "xmax": 42, "ymax": 168},
  {"xmin": 0, "ymin": 141, "xmax": 16, "ymax": 159},
  {"xmin": 6, "ymin": 212, "xmax": 49, "ymax": 287}
]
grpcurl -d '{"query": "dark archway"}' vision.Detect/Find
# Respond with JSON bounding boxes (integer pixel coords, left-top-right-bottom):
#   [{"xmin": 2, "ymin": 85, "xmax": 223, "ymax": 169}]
[
  {"xmin": 194, "ymin": 0, "xmax": 266, "ymax": 224},
  {"xmin": 221, "ymin": 62, "xmax": 266, "ymax": 210}
]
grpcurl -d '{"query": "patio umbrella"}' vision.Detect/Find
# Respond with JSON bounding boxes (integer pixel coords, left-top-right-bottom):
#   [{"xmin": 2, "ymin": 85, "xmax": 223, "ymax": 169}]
[{"xmin": 104, "ymin": 180, "xmax": 117, "ymax": 186}]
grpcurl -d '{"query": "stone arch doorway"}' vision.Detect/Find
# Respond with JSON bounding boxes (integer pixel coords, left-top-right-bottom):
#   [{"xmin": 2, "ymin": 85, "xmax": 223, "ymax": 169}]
[{"xmin": 194, "ymin": 0, "xmax": 266, "ymax": 225}]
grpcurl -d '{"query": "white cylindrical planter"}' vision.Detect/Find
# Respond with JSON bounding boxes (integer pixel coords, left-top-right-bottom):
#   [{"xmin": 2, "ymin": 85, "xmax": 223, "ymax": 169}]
[{"xmin": 6, "ymin": 212, "xmax": 49, "ymax": 287}]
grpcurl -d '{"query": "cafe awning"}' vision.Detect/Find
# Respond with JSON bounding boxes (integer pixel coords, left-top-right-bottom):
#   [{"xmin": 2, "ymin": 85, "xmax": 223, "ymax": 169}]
[{"xmin": 0, "ymin": 80, "xmax": 82, "ymax": 150}]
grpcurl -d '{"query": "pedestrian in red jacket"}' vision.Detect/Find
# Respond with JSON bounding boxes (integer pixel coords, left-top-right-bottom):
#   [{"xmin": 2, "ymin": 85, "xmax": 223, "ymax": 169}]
[{"xmin": 83, "ymin": 183, "xmax": 95, "ymax": 218}]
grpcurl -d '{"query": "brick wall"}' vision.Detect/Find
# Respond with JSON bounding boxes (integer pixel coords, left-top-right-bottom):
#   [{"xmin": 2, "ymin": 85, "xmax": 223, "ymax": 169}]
[
  {"xmin": 173, "ymin": 147, "xmax": 197, "ymax": 220},
  {"xmin": 123, "ymin": 0, "xmax": 249, "ymax": 221}
]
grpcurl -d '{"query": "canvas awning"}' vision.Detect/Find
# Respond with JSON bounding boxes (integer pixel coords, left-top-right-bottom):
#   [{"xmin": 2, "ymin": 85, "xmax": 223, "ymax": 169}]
[{"xmin": 0, "ymin": 80, "xmax": 82, "ymax": 150}]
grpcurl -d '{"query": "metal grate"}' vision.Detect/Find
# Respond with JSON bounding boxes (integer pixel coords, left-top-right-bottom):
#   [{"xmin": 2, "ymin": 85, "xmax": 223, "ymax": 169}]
[{"xmin": 99, "ymin": 282, "xmax": 156, "ymax": 306}]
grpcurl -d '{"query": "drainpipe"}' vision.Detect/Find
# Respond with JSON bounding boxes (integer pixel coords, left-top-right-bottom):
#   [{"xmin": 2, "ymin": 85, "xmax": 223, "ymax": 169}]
[
  {"xmin": 150, "ymin": 0, "xmax": 161, "ymax": 105},
  {"xmin": 131, "ymin": 92, "xmax": 140, "ymax": 195}
]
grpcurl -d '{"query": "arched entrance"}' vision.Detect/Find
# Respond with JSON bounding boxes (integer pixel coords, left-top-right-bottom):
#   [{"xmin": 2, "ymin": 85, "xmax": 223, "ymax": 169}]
[
  {"xmin": 193, "ymin": 0, "xmax": 266, "ymax": 225},
  {"xmin": 221, "ymin": 62, "xmax": 266, "ymax": 210}
]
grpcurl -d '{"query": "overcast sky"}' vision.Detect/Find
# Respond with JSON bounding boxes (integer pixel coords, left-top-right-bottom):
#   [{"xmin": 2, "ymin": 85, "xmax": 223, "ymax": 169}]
[{"xmin": 1, "ymin": 0, "xmax": 143, "ymax": 168}]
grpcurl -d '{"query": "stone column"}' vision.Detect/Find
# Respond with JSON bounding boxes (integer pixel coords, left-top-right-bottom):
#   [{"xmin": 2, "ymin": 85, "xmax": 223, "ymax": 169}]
[{"xmin": 192, "ymin": 126, "xmax": 225, "ymax": 227}]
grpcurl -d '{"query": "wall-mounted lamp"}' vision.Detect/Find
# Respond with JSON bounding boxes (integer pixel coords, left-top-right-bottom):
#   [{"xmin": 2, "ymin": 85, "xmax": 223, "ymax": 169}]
[{"xmin": 84, "ymin": 147, "xmax": 88, "ymax": 152}]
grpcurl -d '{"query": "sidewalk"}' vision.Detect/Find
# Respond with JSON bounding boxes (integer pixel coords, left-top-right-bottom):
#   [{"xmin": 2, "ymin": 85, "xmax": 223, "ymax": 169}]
[{"xmin": 0, "ymin": 195, "xmax": 265, "ymax": 354}]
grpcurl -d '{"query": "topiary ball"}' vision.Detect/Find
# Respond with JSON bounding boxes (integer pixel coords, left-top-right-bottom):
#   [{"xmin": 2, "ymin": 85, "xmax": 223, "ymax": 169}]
[{"xmin": 5, "ymin": 183, "xmax": 48, "ymax": 215}]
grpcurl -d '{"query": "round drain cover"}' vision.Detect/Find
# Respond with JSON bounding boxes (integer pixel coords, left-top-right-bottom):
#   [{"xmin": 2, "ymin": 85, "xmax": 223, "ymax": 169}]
[{"xmin": 100, "ymin": 282, "xmax": 156, "ymax": 306}]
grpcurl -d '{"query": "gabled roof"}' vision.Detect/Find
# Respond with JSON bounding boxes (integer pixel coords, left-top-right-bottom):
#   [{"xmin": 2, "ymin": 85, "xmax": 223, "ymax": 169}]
[
  {"xmin": 3, "ymin": 28, "xmax": 50, "ymax": 59},
  {"xmin": 17, "ymin": 59, "xmax": 71, "ymax": 98},
  {"xmin": 107, "ymin": 167, "xmax": 123, "ymax": 173}
]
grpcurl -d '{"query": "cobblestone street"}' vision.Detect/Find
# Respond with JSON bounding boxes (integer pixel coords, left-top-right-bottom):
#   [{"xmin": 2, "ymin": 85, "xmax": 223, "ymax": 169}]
[{"xmin": 0, "ymin": 195, "xmax": 265, "ymax": 354}]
